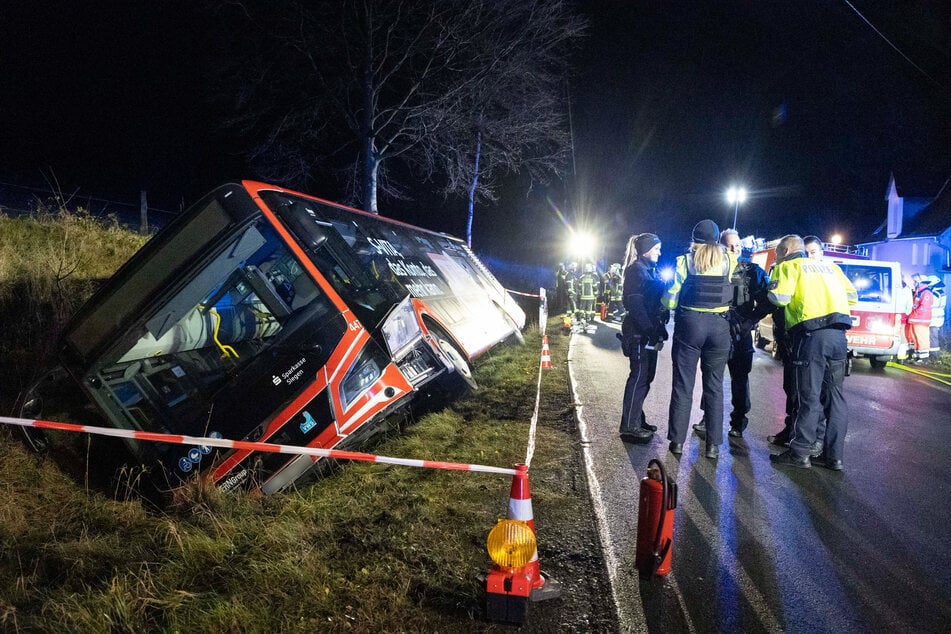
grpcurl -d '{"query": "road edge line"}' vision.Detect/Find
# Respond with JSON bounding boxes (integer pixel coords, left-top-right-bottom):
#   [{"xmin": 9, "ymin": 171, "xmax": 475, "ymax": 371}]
[{"xmin": 567, "ymin": 331, "xmax": 645, "ymax": 632}]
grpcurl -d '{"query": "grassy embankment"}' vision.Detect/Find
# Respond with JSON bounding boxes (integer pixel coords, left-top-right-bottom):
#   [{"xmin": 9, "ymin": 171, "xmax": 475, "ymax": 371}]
[{"xmin": 0, "ymin": 209, "xmax": 582, "ymax": 632}]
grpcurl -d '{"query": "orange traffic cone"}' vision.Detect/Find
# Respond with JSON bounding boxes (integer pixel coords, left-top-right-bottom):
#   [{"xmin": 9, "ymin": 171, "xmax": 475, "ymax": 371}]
[
  {"xmin": 540, "ymin": 335, "xmax": 552, "ymax": 369},
  {"xmin": 508, "ymin": 464, "xmax": 561, "ymax": 600}
]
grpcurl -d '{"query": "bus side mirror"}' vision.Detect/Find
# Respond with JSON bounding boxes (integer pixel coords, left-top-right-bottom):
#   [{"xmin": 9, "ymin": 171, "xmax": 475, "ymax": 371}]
[
  {"xmin": 302, "ymin": 224, "xmax": 328, "ymax": 250},
  {"xmin": 284, "ymin": 213, "xmax": 329, "ymax": 251}
]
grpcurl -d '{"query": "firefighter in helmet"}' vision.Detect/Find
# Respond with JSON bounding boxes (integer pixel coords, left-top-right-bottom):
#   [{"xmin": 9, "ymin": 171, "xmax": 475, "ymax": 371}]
[
  {"xmin": 579, "ymin": 261, "xmax": 598, "ymax": 326},
  {"xmin": 605, "ymin": 262, "xmax": 624, "ymax": 321},
  {"xmin": 565, "ymin": 261, "xmax": 580, "ymax": 321},
  {"xmin": 554, "ymin": 262, "xmax": 569, "ymax": 315},
  {"xmin": 663, "ymin": 219, "xmax": 738, "ymax": 459},
  {"xmin": 928, "ymin": 275, "xmax": 945, "ymax": 356},
  {"xmin": 908, "ymin": 274, "xmax": 934, "ymax": 362}
]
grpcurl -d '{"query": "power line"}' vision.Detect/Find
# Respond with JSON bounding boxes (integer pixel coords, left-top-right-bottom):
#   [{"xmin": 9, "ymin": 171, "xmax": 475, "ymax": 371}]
[{"xmin": 841, "ymin": 0, "xmax": 945, "ymax": 91}]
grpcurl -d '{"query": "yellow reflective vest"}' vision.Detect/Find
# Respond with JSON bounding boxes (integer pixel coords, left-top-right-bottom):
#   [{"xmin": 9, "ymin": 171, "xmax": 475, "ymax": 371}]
[
  {"xmin": 663, "ymin": 250, "xmax": 738, "ymax": 314},
  {"xmin": 767, "ymin": 254, "xmax": 858, "ymax": 331}
]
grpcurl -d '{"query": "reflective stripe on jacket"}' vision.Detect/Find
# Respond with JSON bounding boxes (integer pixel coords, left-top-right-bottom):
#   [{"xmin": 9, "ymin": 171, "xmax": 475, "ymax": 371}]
[
  {"xmin": 580, "ymin": 273, "xmax": 597, "ymax": 300},
  {"xmin": 767, "ymin": 254, "xmax": 857, "ymax": 331},
  {"xmin": 909, "ymin": 286, "xmax": 934, "ymax": 325},
  {"xmin": 663, "ymin": 251, "xmax": 737, "ymax": 313},
  {"xmin": 931, "ymin": 285, "xmax": 946, "ymax": 328}
]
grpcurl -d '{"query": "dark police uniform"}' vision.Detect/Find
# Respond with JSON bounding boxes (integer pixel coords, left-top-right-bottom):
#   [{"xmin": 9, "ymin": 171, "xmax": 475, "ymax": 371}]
[
  {"xmin": 768, "ymin": 303, "xmax": 829, "ymax": 452},
  {"xmin": 723, "ymin": 259, "xmax": 772, "ymax": 433},
  {"xmin": 619, "ymin": 249, "xmax": 668, "ymax": 440},
  {"xmin": 663, "ymin": 242, "xmax": 738, "ymax": 454},
  {"xmin": 768, "ymin": 254, "xmax": 857, "ymax": 467}
]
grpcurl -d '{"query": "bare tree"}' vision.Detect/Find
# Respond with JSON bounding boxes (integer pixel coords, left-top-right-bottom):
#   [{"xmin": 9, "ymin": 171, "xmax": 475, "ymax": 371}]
[
  {"xmin": 214, "ymin": 0, "xmax": 584, "ymax": 222},
  {"xmin": 422, "ymin": 2, "xmax": 584, "ymax": 245}
]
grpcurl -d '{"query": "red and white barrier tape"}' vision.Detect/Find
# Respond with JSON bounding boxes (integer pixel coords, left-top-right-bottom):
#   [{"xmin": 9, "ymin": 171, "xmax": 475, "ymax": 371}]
[
  {"xmin": 2, "ymin": 290, "xmax": 553, "ymax": 477},
  {"xmin": 505, "ymin": 288, "xmax": 543, "ymax": 298},
  {"xmin": 523, "ymin": 347, "xmax": 545, "ymax": 469},
  {"xmin": 0, "ymin": 416, "xmax": 517, "ymax": 476}
]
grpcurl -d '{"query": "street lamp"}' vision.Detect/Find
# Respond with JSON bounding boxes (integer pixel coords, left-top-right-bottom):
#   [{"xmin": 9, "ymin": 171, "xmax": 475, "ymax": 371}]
[{"xmin": 725, "ymin": 186, "xmax": 747, "ymax": 230}]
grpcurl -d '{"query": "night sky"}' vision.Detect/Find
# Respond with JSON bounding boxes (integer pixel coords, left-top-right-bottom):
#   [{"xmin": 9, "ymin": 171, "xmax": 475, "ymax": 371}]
[{"xmin": 1, "ymin": 2, "xmax": 949, "ymax": 270}]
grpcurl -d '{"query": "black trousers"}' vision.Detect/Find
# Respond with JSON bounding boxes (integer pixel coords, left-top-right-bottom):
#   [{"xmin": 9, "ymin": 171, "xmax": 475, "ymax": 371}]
[
  {"xmin": 668, "ymin": 310, "xmax": 731, "ymax": 445},
  {"xmin": 778, "ymin": 348, "xmax": 828, "ymax": 444},
  {"xmin": 727, "ymin": 330, "xmax": 754, "ymax": 429},
  {"xmin": 788, "ymin": 328, "xmax": 848, "ymax": 460},
  {"xmin": 619, "ymin": 341, "xmax": 658, "ymax": 433},
  {"xmin": 701, "ymin": 329, "xmax": 754, "ymax": 431}
]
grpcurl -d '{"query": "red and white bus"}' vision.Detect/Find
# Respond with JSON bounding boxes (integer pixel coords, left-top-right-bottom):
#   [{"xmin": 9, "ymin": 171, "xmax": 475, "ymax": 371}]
[{"xmin": 28, "ymin": 181, "xmax": 525, "ymax": 493}]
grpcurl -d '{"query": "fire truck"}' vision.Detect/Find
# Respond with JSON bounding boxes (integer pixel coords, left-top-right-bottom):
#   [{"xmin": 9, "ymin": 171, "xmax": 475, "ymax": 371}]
[{"xmin": 751, "ymin": 239, "xmax": 906, "ymax": 370}]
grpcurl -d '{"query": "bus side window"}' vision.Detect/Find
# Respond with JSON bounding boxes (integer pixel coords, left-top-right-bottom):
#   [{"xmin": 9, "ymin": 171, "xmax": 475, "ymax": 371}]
[{"xmin": 290, "ymin": 272, "xmax": 319, "ymax": 311}]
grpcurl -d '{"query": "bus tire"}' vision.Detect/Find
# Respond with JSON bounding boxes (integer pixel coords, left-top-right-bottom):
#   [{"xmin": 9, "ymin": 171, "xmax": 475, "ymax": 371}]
[
  {"xmin": 438, "ymin": 335, "xmax": 478, "ymax": 392},
  {"xmin": 425, "ymin": 323, "xmax": 478, "ymax": 395}
]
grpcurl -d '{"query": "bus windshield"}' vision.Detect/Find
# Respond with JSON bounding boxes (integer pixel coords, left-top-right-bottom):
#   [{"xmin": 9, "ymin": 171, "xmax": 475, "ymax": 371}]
[
  {"xmin": 89, "ymin": 218, "xmax": 337, "ymax": 437},
  {"xmin": 262, "ymin": 192, "xmax": 408, "ymax": 327}
]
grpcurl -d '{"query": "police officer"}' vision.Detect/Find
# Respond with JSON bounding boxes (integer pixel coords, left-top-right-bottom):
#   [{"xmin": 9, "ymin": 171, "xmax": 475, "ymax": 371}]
[
  {"xmin": 664, "ymin": 219, "xmax": 738, "ymax": 459},
  {"xmin": 693, "ymin": 229, "xmax": 772, "ymax": 438},
  {"xmin": 768, "ymin": 234, "xmax": 857, "ymax": 470},
  {"xmin": 618, "ymin": 233, "xmax": 668, "ymax": 443},
  {"xmin": 767, "ymin": 237, "xmax": 829, "ymax": 455}
]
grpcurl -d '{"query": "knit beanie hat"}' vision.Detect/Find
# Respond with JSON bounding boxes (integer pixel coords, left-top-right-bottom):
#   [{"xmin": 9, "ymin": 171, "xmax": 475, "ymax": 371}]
[
  {"xmin": 691, "ymin": 219, "xmax": 720, "ymax": 245},
  {"xmin": 634, "ymin": 233, "xmax": 661, "ymax": 255}
]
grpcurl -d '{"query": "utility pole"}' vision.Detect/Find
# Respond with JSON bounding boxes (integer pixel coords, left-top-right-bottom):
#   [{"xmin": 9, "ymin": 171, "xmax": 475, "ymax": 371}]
[{"xmin": 140, "ymin": 191, "xmax": 148, "ymax": 234}]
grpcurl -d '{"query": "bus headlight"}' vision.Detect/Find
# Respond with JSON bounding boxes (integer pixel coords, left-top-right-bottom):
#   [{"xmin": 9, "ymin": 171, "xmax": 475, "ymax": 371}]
[
  {"xmin": 486, "ymin": 519, "xmax": 536, "ymax": 569},
  {"xmin": 340, "ymin": 352, "xmax": 382, "ymax": 410},
  {"xmin": 381, "ymin": 296, "xmax": 422, "ymax": 357}
]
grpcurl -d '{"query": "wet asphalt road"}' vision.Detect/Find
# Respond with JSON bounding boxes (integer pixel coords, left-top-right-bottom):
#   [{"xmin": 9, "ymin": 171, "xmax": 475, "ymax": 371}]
[{"xmin": 568, "ymin": 319, "xmax": 951, "ymax": 633}]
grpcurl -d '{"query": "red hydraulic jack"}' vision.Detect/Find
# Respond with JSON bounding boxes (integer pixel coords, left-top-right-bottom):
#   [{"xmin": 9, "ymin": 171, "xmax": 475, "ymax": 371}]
[
  {"xmin": 635, "ymin": 458, "xmax": 678, "ymax": 578},
  {"xmin": 485, "ymin": 464, "xmax": 562, "ymax": 625}
]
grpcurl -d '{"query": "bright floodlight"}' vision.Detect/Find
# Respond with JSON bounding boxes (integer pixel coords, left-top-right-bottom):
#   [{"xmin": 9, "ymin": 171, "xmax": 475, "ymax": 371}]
[
  {"xmin": 830, "ymin": 234, "xmax": 842, "ymax": 245},
  {"xmin": 726, "ymin": 186, "xmax": 747, "ymax": 204},
  {"xmin": 570, "ymin": 231, "xmax": 595, "ymax": 260}
]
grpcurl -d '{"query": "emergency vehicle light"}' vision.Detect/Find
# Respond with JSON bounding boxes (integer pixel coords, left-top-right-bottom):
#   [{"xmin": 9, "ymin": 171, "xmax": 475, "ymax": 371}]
[{"xmin": 486, "ymin": 519, "xmax": 536, "ymax": 569}]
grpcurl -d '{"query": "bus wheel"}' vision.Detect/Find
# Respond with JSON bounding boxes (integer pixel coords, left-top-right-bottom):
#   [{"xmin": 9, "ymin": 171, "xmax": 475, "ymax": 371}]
[{"xmin": 438, "ymin": 336, "xmax": 478, "ymax": 392}]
